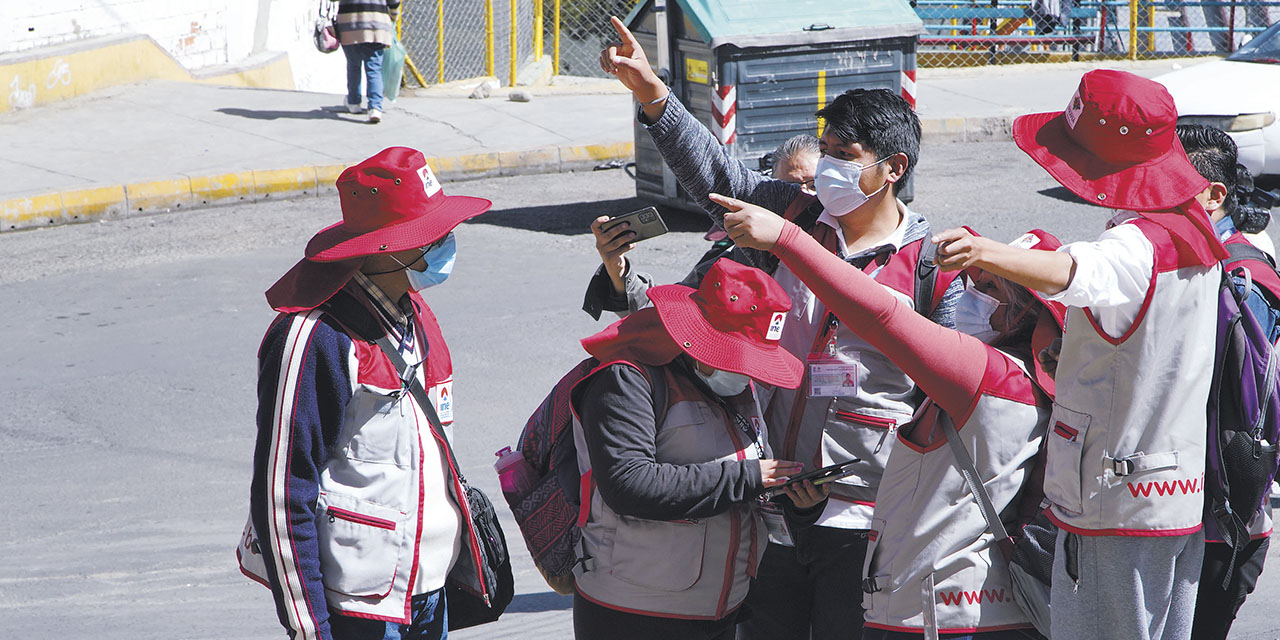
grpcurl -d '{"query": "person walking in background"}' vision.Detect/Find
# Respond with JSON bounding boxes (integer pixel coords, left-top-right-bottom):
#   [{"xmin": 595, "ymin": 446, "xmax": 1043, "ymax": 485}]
[
  {"xmin": 337, "ymin": 0, "xmax": 400, "ymax": 124},
  {"xmin": 239, "ymin": 147, "xmax": 492, "ymax": 640}
]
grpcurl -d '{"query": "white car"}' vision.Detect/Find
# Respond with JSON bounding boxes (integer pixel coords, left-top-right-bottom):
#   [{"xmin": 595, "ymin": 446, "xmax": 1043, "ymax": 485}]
[{"xmin": 1156, "ymin": 21, "xmax": 1280, "ymax": 178}]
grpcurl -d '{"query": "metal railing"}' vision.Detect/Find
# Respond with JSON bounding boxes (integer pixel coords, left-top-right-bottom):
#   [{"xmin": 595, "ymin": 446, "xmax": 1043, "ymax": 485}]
[{"xmin": 914, "ymin": 0, "xmax": 1278, "ymax": 67}]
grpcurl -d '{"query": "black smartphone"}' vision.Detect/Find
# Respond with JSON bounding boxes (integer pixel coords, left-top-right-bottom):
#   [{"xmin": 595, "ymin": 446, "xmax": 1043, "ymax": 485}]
[
  {"xmin": 602, "ymin": 206, "xmax": 668, "ymax": 243},
  {"xmin": 778, "ymin": 458, "xmax": 861, "ymax": 490}
]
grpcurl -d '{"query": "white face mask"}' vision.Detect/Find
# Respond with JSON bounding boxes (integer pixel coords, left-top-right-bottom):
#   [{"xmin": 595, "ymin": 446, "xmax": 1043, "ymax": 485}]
[
  {"xmin": 695, "ymin": 367, "xmax": 751, "ymax": 397},
  {"xmin": 814, "ymin": 154, "xmax": 890, "ymax": 217},
  {"xmin": 954, "ymin": 286, "xmax": 1003, "ymax": 344}
]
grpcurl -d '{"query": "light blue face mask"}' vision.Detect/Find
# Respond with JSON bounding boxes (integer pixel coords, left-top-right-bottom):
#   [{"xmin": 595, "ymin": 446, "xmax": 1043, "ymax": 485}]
[{"xmin": 402, "ymin": 233, "xmax": 456, "ymax": 291}]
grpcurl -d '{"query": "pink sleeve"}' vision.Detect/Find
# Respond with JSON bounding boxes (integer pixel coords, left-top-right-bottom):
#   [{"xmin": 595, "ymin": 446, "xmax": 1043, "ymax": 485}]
[{"xmin": 773, "ymin": 222, "xmax": 990, "ymax": 419}]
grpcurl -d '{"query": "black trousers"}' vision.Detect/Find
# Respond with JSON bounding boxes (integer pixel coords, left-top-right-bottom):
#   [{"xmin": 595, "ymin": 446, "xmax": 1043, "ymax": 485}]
[
  {"xmin": 572, "ymin": 592, "xmax": 737, "ymax": 640},
  {"xmin": 736, "ymin": 527, "xmax": 870, "ymax": 640},
  {"xmin": 1191, "ymin": 537, "xmax": 1270, "ymax": 640}
]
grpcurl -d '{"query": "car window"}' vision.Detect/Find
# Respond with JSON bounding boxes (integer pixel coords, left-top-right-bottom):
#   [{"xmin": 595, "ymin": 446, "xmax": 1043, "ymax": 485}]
[{"xmin": 1228, "ymin": 21, "xmax": 1280, "ymax": 63}]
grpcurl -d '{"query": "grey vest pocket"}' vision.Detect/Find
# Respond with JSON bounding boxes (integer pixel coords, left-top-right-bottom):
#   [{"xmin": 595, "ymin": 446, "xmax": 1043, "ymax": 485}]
[
  {"xmin": 610, "ymin": 516, "xmax": 707, "ymax": 591},
  {"xmin": 317, "ymin": 491, "xmax": 404, "ymax": 597}
]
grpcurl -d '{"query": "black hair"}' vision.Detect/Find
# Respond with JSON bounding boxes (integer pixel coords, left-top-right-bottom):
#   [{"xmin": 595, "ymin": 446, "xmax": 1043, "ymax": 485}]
[
  {"xmin": 815, "ymin": 88, "xmax": 922, "ymax": 195},
  {"xmin": 1176, "ymin": 123, "xmax": 1239, "ymax": 217}
]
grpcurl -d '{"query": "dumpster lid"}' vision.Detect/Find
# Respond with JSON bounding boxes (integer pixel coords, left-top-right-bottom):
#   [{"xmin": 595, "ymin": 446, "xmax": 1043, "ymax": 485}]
[{"xmin": 626, "ymin": 0, "xmax": 924, "ymax": 49}]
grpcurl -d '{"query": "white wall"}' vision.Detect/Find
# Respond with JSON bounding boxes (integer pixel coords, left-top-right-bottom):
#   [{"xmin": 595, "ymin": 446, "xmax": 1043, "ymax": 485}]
[{"xmin": 0, "ymin": 0, "xmax": 347, "ymax": 94}]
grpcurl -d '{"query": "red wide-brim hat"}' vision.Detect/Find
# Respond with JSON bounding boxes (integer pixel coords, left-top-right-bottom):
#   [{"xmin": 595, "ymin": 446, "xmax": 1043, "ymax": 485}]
[
  {"xmin": 1013, "ymin": 69, "xmax": 1207, "ymax": 212},
  {"xmin": 1013, "ymin": 111, "xmax": 1207, "ymax": 212},
  {"xmin": 645, "ymin": 259, "xmax": 803, "ymax": 389},
  {"xmin": 266, "ymin": 147, "xmax": 491, "ymax": 312}
]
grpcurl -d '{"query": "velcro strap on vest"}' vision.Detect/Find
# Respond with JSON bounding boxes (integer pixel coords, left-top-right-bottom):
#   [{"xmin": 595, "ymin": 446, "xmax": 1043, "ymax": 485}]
[{"xmin": 1106, "ymin": 451, "xmax": 1180, "ymax": 477}]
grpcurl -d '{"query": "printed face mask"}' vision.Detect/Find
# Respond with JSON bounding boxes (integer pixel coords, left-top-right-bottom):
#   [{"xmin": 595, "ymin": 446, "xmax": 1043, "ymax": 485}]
[
  {"xmin": 400, "ymin": 233, "xmax": 457, "ymax": 291},
  {"xmin": 695, "ymin": 367, "xmax": 751, "ymax": 397},
  {"xmin": 814, "ymin": 154, "xmax": 890, "ymax": 217},
  {"xmin": 954, "ymin": 285, "xmax": 1003, "ymax": 344}
]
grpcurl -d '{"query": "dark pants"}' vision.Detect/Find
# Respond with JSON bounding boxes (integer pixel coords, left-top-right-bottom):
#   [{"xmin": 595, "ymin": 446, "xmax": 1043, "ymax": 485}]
[
  {"xmin": 863, "ymin": 629, "xmax": 1043, "ymax": 640},
  {"xmin": 329, "ymin": 588, "xmax": 447, "ymax": 640},
  {"xmin": 573, "ymin": 592, "xmax": 737, "ymax": 640},
  {"xmin": 1191, "ymin": 537, "xmax": 1270, "ymax": 640},
  {"xmin": 737, "ymin": 527, "xmax": 869, "ymax": 640}
]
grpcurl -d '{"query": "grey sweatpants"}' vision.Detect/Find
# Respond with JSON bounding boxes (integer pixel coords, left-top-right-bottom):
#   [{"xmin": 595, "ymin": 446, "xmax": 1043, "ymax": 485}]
[{"xmin": 1050, "ymin": 528, "xmax": 1204, "ymax": 640}]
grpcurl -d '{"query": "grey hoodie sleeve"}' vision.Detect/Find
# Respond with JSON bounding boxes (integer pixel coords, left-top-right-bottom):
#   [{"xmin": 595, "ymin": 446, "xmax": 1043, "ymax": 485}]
[
  {"xmin": 577, "ymin": 364, "xmax": 764, "ymax": 520},
  {"xmin": 640, "ymin": 95, "xmax": 801, "ymax": 222}
]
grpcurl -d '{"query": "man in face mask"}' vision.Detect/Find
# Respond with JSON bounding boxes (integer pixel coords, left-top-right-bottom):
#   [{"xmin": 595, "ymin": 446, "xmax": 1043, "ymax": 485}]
[
  {"xmin": 587, "ymin": 16, "xmax": 966, "ymax": 640},
  {"xmin": 241, "ymin": 146, "xmax": 493, "ymax": 640}
]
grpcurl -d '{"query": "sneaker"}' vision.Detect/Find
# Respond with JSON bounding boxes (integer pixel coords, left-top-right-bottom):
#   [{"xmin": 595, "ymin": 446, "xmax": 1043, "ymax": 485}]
[
  {"xmin": 345, "ymin": 102, "xmax": 362, "ymax": 114},
  {"xmin": 368, "ymin": 109, "xmax": 382, "ymax": 124}
]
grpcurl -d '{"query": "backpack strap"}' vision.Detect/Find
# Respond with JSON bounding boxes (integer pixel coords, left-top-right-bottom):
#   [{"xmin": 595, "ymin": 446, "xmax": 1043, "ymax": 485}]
[
  {"xmin": 1225, "ymin": 241, "xmax": 1278, "ymax": 270},
  {"xmin": 940, "ymin": 409, "xmax": 1016, "ymax": 559},
  {"xmin": 914, "ymin": 237, "xmax": 940, "ymax": 319}
]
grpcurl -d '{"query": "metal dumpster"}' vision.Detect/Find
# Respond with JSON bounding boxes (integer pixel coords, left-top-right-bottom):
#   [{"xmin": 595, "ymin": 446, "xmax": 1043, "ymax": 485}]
[{"xmin": 625, "ymin": 0, "xmax": 925, "ymax": 210}]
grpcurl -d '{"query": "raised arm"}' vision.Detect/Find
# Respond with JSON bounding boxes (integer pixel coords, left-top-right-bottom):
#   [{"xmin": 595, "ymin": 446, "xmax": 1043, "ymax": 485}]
[
  {"xmin": 600, "ymin": 16, "xmax": 799, "ymax": 220},
  {"xmin": 718, "ymin": 195, "xmax": 989, "ymax": 418}
]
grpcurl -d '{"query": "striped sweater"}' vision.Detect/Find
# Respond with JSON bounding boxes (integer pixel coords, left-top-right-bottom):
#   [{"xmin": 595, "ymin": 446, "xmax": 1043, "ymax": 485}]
[{"xmin": 336, "ymin": 0, "xmax": 400, "ymax": 46}]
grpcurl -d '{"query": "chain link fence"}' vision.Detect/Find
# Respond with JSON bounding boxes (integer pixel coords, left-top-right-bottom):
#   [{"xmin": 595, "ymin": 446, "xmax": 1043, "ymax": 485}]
[
  {"xmin": 916, "ymin": 1, "xmax": 1278, "ymax": 67},
  {"xmin": 399, "ymin": 0, "xmax": 535, "ymax": 87},
  {"xmin": 547, "ymin": 0, "xmax": 640, "ymax": 77}
]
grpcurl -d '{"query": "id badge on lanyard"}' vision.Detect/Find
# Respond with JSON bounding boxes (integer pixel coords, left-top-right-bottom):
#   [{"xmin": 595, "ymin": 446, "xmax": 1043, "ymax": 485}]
[{"xmin": 806, "ymin": 313, "xmax": 860, "ymax": 399}]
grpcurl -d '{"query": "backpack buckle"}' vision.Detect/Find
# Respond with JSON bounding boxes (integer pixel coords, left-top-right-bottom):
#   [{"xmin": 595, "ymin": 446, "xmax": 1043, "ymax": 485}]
[
  {"xmin": 1110, "ymin": 457, "xmax": 1134, "ymax": 476},
  {"xmin": 862, "ymin": 576, "xmax": 881, "ymax": 594}
]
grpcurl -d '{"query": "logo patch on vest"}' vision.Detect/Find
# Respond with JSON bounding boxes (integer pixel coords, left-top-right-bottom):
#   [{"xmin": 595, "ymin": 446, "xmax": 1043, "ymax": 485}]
[
  {"xmin": 1010, "ymin": 233, "xmax": 1042, "ymax": 250},
  {"xmin": 435, "ymin": 381, "xmax": 454, "ymax": 423},
  {"xmin": 766, "ymin": 312, "xmax": 786, "ymax": 341}
]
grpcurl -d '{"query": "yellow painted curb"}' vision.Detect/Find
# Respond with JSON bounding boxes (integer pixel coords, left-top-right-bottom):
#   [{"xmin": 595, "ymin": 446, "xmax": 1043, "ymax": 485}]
[
  {"xmin": 498, "ymin": 147, "xmax": 559, "ymax": 175},
  {"xmin": 126, "ymin": 177, "xmax": 194, "ymax": 213},
  {"xmin": 191, "ymin": 172, "xmax": 256, "ymax": 205},
  {"xmin": 63, "ymin": 185, "xmax": 127, "ymax": 222},
  {"xmin": 254, "ymin": 167, "xmax": 320, "ymax": 198},
  {"xmin": 1, "ymin": 192, "xmax": 65, "ymax": 230},
  {"xmin": 429, "ymin": 153, "xmax": 502, "ymax": 178},
  {"xmin": 559, "ymin": 142, "xmax": 634, "ymax": 167},
  {"xmin": 313, "ymin": 165, "xmax": 346, "ymax": 194}
]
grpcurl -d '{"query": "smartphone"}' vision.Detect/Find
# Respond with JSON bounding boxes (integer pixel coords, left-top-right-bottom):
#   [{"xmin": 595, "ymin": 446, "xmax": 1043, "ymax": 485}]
[
  {"xmin": 602, "ymin": 206, "xmax": 668, "ymax": 243},
  {"xmin": 778, "ymin": 458, "xmax": 861, "ymax": 490}
]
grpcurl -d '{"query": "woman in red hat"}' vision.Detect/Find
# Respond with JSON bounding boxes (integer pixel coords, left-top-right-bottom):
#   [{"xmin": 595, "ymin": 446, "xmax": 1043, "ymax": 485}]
[
  {"xmin": 570, "ymin": 258, "xmax": 827, "ymax": 640},
  {"xmin": 240, "ymin": 147, "xmax": 496, "ymax": 640},
  {"xmin": 716, "ymin": 193, "xmax": 1065, "ymax": 640}
]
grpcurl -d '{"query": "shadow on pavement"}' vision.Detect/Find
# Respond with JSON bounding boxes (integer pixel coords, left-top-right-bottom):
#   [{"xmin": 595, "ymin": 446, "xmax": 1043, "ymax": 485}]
[
  {"xmin": 504, "ymin": 590, "xmax": 572, "ymax": 613},
  {"xmin": 470, "ymin": 193, "xmax": 711, "ymax": 236},
  {"xmin": 215, "ymin": 107, "xmax": 360, "ymax": 122},
  {"xmin": 1037, "ymin": 186, "xmax": 1092, "ymax": 205}
]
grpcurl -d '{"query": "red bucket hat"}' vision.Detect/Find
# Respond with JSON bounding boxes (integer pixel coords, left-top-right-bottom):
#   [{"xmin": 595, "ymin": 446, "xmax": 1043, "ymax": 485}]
[
  {"xmin": 266, "ymin": 147, "xmax": 491, "ymax": 312},
  {"xmin": 1013, "ymin": 69, "xmax": 1208, "ymax": 212},
  {"xmin": 645, "ymin": 259, "xmax": 804, "ymax": 389}
]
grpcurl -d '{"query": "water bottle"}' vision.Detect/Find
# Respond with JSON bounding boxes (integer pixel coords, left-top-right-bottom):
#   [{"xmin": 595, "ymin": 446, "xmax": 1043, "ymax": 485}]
[{"xmin": 494, "ymin": 446, "xmax": 535, "ymax": 497}]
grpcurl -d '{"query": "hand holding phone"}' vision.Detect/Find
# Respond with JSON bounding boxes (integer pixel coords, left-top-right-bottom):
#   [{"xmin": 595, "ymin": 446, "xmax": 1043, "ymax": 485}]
[
  {"xmin": 778, "ymin": 458, "xmax": 861, "ymax": 490},
  {"xmin": 601, "ymin": 206, "xmax": 668, "ymax": 244}
]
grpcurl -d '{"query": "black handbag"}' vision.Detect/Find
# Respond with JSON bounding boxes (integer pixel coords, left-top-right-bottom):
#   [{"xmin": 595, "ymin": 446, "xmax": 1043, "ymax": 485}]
[{"xmin": 373, "ymin": 334, "xmax": 514, "ymax": 630}]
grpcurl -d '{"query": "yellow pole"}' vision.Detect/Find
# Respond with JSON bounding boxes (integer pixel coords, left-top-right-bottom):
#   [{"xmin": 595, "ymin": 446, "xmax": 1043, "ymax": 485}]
[
  {"xmin": 1129, "ymin": 0, "xmax": 1138, "ymax": 61},
  {"xmin": 534, "ymin": 0, "xmax": 543, "ymax": 60},
  {"xmin": 1147, "ymin": 0, "xmax": 1155, "ymax": 54},
  {"xmin": 816, "ymin": 70, "xmax": 827, "ymax": 138},
  {"xmin": 509, "ymin": 0, "xmax": 518, "ymax": 86},
  {"xmin": 485, "ymin": 0, "xmax": 495, "ymax": 77},
  {"xmin": 436, "ymin": 0, "xmax": 445, "ymax": 83},
  {"xmin": 553, "ymin": 0, "xmax": 560, "ymax": 75}
]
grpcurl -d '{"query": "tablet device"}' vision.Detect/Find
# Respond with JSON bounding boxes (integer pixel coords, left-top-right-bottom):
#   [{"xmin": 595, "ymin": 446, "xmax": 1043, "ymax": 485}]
[
  {"xmin": 779, "ymin": 458, "xmax": 861, "ymax": 490},
  {"xmin": 602, "ymin": 206, "xmax": 668, "ymax": 243}
]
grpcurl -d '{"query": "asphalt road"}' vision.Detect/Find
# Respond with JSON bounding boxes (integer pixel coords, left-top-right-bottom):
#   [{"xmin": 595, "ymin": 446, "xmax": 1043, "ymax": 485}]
[{"xmin": 3, "ymin": 139, "xmax": 1278, "ymax": 639}]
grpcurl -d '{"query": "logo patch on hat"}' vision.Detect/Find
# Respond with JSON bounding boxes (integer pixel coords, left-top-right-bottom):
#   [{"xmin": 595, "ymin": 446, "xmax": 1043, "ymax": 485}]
[
  {"xmin": 1010, "ymin": 233, "xmax": 1041, "ymax": 250},
  {"xmin": 1064, "ymin": 90, "xmax": 1083, "ymax": 130},
  {"xmin": 418, "ymin": 165, "xmax": 442, "ymax": 197},
  {"xmin": 766, "ymin": 312, "xmax": 786, "ymax": 341}
]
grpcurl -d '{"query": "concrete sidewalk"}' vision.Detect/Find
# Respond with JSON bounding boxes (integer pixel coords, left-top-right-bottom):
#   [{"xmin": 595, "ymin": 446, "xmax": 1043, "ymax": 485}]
[{"xmin": 0, "ymin": 57, "xmax": 1209, "ymax": 232}]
